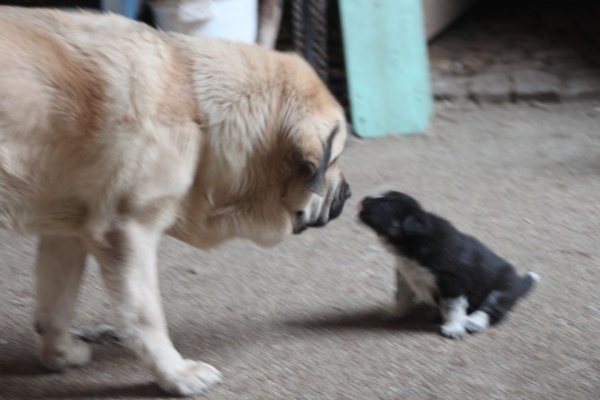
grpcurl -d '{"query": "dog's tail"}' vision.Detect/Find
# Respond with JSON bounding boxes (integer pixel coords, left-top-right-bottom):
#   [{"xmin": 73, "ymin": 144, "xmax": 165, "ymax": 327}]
[{"xmin": 517, "ymin": 271, "xmax": 540, "ymax": 297}]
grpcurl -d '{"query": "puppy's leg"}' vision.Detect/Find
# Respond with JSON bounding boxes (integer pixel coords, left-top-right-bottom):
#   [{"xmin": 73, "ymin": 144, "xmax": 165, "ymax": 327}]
[
  {"xmin": 464, "ymin": 310, "xmax": 490, "ymax": 333},
  {"xmin": 89, "ymin": 220, "xmax": 221, "ymax": 396},
  {"xmin": 440, "ymin": 296, "xmax": 469, "ymax": 339},
  {"xmin": 392, "ymin": 271, "xmax": 415, "ymax": 318},
  {"xmin": 466, "ymin": 272, "xmax": 538, "ymax": 333},
  {"xmin": 465, "ymin": 289, "xmax": 520, "ymax": 332},
  {"xmin": 35, "ymin": 235, "xmax": 92, "ymax": 371},
  {"xmin": 383, "ymin": 273, "xmax": 415, "ymax": 322}
]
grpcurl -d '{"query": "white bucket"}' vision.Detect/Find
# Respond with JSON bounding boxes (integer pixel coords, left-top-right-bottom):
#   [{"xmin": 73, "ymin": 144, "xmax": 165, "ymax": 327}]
[{"xmin": 150, "ymin": 0, "xmax": 258, "ymax": 44}]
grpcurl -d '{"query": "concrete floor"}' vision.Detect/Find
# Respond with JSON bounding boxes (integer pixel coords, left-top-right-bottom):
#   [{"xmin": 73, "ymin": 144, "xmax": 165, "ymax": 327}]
[
  {"xmin": 428, "ymin": 0, "xmax": 600, "ymax": 103},
  {"xmin": 0, "ymin": 102, "xmax": 599, "ymax": 399}
]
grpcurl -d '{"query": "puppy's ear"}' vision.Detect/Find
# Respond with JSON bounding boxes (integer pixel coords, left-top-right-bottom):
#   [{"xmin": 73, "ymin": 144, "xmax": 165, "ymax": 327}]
[
  {"xmin": 386, "ymin": 219, "xmax": 402, "ymax": 237},
  {"xmin": 401, "ymin": 215, "xmax": 428, "ymax": 236}
]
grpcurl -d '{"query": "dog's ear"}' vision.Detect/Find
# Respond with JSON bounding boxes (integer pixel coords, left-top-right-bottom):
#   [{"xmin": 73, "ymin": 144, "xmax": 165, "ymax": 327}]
[
  {"xmin": 304, "ymin": 155, "xmax": 328, "ymax": 196},
  {"xmin": 288, "ymin": 120, "xmax": 340, "ymax": 197},
  {"xmin": 294, "ymin": 132, "xmax": 334, "ymax": 197},
  {"xmin": 386, "ymin": 219, "xmax": 402, "ymax": 237},
  {"xmin": 401, "ymin": 215, "xmax": 428, "ymax": 236}
]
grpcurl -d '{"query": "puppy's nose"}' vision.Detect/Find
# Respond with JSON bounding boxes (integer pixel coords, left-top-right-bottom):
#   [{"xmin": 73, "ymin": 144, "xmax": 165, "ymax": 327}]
[
  {"xmin": 360, "ymin": 194, "xmax": 384, "ymax": 210},
  {"xmin": 356, "ymin": 202, "xmax": 363, "ymax": 215}
]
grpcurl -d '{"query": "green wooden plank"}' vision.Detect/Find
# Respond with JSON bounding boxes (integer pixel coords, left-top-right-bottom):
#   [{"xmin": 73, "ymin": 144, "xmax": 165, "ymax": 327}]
[{"xmin": 340, "ymin": 0, "xmax": 432, "ymax": 137}]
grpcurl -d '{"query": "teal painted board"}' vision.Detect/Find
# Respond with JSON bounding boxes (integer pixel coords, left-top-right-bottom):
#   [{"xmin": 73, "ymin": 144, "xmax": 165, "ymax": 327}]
[
  {"xmin": 339, "ymin": 0, "xmax": 432, "ymax": 137},
  {"xmin": 101, "ymin": 0, "xmax": 142, "ymax": 19}
]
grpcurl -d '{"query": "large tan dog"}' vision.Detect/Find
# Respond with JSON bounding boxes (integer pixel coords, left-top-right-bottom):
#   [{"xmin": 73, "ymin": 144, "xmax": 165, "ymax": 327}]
[{"xmin": 0, "ymin": 7, "xmax": 351, "ymax": 396}]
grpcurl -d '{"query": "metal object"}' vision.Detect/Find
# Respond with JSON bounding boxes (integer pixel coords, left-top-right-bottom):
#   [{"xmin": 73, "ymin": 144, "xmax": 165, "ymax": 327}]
[{"xmin": 291, "ymin": 0, "xmax": 329, "ymax": 83}]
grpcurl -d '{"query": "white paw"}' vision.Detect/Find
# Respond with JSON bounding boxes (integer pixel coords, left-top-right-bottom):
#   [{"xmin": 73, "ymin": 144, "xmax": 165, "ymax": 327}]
[
  {"xmin": 441, "ymin": 322, "xmax": 468, "ymax": 339},
  {"xmin": 465, "ymin": 311, "xmax": 490, "ymax": 333},
  {"xmin": 158, "ymin": 359, "xmax": 222, "ymax": 396},
  {"xmin": 38, "ymin": 337, "xmax": 92, "ymax": 371}
]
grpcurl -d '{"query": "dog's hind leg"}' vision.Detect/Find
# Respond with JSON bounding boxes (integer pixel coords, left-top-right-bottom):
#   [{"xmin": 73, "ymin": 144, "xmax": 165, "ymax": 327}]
[
  {"xmin": 464, "ymin": 309, "xmax": 491, "ymax": 333},
  {"xmin": 34, "ymin": 235, "xmax": 92, "ymax": 371},
  {"xmin": 464, "ymin": 290, "xmax": 511, "ymax": 333},
  {"xmin": 465, "ymin": 272, "xmax": 539, "ymax": 333},
  {"xmin": 88, "ymin": 220, "xmax": 221, "ymax": 396}
]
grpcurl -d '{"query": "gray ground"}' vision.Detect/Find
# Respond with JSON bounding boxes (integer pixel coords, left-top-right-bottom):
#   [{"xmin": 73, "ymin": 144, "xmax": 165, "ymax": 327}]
[{"xmin": 0, "ymin": 102, "xmax": 599, "ymax": 399}]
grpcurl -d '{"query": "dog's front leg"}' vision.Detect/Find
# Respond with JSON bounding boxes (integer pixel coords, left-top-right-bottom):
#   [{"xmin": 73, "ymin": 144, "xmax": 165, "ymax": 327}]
[
  {"xmin": 393, "ymin": 270, "xmax": 415, "ymax": 318},
  {"xmin": 88, "ymin": 220, "xmax": 221, "ymax": 396},
  {"xmin": 440, "ymin": 296, "xmax": 469, "ymax": 339},
  {"xmin": 35, "ymin": 235, "xmax": 92, "ymax": 371}
]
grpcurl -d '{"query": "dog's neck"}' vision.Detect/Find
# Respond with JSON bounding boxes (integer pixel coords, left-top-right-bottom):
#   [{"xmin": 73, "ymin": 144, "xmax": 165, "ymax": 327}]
[{"xmin": 164, "ymin": 34, "xmax": 293, "ymax": 249}]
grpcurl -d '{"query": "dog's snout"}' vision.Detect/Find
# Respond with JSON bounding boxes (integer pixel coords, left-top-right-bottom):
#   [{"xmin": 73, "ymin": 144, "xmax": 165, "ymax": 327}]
[
  {"xmin": 343, "ymin": 182, "xmax": 352, "ymax": 200},
  {"xmin": 328, "ymin": 181, "xmax": 351, "ymax": 221},
  {"xmin": 359, "ymin": 194, "xmax": 386, "ymax": 216},
  {"xmin": 360, "ymin": 195, "xmax": 377, "ymax": 207}
]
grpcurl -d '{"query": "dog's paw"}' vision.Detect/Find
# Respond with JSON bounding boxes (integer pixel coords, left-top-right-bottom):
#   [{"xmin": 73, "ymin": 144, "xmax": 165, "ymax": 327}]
[
  {"xmin": 38, "ymin": 337, "xmax": 92, "ymax": 371},
  {"xmin": 465, "ymin": 311, "xmax": 490, "ymax": 333},
  {"xmin": 441, "ymin": 322, "xmax": 468, "ymax": 339},
  {"xmin": 158, "ymin": 359, "xmax": 222, "ymax": 396},
  {"xmin": 71, "ymin": 324, "xmax": 122, "ymax": 344}
]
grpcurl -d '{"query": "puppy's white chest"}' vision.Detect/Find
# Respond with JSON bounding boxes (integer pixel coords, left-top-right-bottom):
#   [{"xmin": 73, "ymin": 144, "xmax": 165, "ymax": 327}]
[{"xmin": 397, "ymin": 258, "xmax": 437, "ymax": 305}]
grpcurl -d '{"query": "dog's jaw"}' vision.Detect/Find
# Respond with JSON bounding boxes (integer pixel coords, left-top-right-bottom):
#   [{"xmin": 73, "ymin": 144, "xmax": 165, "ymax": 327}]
[{"xmin": 293, "ymin": 178, "xmax": 351, "ymax": 235}]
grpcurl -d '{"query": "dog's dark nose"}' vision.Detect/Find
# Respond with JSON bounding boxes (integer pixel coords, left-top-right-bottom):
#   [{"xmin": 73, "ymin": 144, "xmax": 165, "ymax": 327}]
[
  {"xmin": 328, "ymin": 181, "xmax": 351, "ymax": 221},
  {"xmin": 343, "ymin": 182, "xmax": 352, "ymax": 200}
]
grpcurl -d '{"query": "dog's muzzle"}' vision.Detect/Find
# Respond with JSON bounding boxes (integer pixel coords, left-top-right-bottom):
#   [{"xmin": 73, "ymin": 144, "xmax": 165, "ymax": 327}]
[
  {"xmin": 329, "ymin": 180, "xmax": 352, "ymax": 221},
  {"xmin": 294, "ymin": 180, "xmax": 352, "ymax": 234}
]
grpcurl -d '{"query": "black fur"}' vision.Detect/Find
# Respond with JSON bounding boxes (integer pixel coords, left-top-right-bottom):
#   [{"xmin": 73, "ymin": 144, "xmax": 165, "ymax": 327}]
[{"xmin": 359, "ymin": 191, "xmax": 537, "ymax": 331}]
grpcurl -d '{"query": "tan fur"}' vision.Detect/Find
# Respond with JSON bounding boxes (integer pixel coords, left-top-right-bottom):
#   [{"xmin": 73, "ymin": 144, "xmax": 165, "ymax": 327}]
[{"xmin": 0, "ymin": 7, "xmax": 349, "ymax": 396}]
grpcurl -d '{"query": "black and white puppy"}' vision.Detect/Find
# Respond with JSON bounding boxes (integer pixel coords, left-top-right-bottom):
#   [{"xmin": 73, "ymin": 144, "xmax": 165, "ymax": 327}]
[{"xmin": 358, "ymin": 191, "xmax": 538, "ymax": 339}]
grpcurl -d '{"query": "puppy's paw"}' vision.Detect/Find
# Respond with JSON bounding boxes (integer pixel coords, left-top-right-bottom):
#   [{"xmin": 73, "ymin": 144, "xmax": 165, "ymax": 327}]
[
  {"xmin": 158, "ymin": 359, "xmax": 222, "ymax": 396},
  {"xmin": 38, "ymin": 337, "xmax": 92, "ymax": 371},
  {"xmin": 465, "ymin": 311, "xmax": 490, "ymax": 333},
  {"xmin": 441, "ymin": 322, "xmax": 468, "ymax": 339}
]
